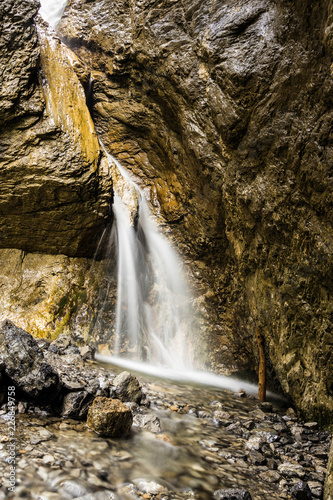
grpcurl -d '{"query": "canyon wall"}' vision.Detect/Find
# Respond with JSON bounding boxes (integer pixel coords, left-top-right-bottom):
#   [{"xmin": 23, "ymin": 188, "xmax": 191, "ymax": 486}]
[
  {"xmin": 57, "ymin": 0, "xmax": 333, "ymax": 423},
  {"xmin": 0, "ymin": 0, "xmax": 332, "ymax": 425},
  {"xmin": 0, "ymin": 0, "xmax": 111, "ymax": 257}
]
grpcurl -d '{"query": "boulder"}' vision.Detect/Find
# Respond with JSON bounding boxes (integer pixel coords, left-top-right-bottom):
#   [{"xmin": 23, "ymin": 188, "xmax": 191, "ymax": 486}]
[
  {"xmin": 0, "ymin": 320, "xmax": 61, "ymax": 403},
  {"xmin": 213, "ymin": 489, "xmax": 252, "ymax": 500},
  {"xmin": 0, "ymin": 0, "xmax": 111, "ymax": 258},
  {"xmin": 112, "ymin": 371, "xmax": 142, "ymax": 404},
  {"xmin": 87, "ymin": 397, "xmax": 133, "ymax": 437},
  {"xmin": 61, "ymin": 391, "xmax": 94, "ymax": 419}
]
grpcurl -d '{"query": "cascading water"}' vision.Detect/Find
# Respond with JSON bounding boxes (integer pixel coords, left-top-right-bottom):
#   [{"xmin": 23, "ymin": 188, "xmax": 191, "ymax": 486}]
[
  {"xmin": 39, "ymin": 0, "xmax": 68, "ymax": 28},
  {"xmin": 103, "ymin": 153, "xmax": 193, "ymax": 370},
  {"xmin": 38, "ymin": 0, "xmax": 195, "ymax": 372},
  {"xmin": 36, "ymin": 0, "xmax": 272, "ymax": 396}
]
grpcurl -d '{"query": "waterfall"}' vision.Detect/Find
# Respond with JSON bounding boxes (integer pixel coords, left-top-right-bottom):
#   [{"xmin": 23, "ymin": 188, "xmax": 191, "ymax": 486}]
[
  {"xmin": 38, "ymin": 0, "xmax": 195, "ymax": 371},
  {"xmin": 105, "ymin": 153, "xmax": 192, "ymax": 370},
  {"xmin": 39, "ymin": 0, "xmax": 68, "ymax": 28}
]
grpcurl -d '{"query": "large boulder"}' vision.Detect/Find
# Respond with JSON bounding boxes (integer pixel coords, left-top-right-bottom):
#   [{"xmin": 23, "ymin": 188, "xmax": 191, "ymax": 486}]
[
  {"xmin": 0, "ymin": 320, "xmax": 61, "ymax": 403},
  {"xmin": 87, "ymin": 397, "xmax": 133, "ymax": 437}
]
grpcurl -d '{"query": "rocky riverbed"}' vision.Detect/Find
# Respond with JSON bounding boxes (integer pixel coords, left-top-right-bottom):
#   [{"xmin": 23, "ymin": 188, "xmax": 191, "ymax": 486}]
[{"xmin": 0, "ymin": 321, "xmax": 331, "ymax": 500}]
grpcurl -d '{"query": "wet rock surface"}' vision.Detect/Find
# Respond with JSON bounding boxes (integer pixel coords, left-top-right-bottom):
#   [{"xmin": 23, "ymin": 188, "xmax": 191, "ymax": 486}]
[
  {"xmin": 112, "ymin": 371, "xmax": 142, "ymax": 404},
  {"xmin": 0, "ymin": 339, "xmax": 331, "ymax": 499},
  {"xmin": 0, "ymin": 320, "xmax": 60, "ymax": 404},
  {"xmin": 57, "ymin": 0, "xmax": 333, "ymax": 424}
]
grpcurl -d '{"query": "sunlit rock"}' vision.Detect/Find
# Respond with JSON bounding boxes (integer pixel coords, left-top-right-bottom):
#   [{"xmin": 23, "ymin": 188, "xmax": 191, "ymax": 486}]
[
  {"xmin": 87, "ymin": 397, "xmax": 133, "ymax": 437},
  {"xmin": 0, "ymin": 320, "xmax": 61, "ymax": 403},
  {"xmin": 0, "ymin": 0, "xmax": 111, "ymax": 257}
]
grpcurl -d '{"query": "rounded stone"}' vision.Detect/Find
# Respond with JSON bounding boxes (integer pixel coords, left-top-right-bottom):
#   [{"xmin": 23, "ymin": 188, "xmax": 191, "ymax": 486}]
[
  {"xmin": 213, "ymin": 488, "xmax": 252, "ymax": 500},
  {"xmin": 87, "ymin": 397, "xmax": 133, "ymax": 437}
]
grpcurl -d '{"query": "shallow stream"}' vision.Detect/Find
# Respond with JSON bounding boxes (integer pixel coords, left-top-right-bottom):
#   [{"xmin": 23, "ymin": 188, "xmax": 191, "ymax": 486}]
[{"xmin": 1, "ymin": 360, "xmax": 329, "ymax": 500}]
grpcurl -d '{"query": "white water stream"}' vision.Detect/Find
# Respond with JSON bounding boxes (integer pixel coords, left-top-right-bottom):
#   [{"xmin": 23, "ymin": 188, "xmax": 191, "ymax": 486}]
[
  {"xmin": 38, "ymin": 0, "xmax": 274, "ymax": 397},
  {"xmin": 104, "ymin": 152, "xmax": 193, "ymax": 370},
  {"xmin": 39, "ymin": 0, "xmax": 68, "ymax": 28}
]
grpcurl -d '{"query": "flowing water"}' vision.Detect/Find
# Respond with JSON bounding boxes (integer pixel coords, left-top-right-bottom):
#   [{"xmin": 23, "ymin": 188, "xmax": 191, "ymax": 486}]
[
  {"xmin": 100, "ymin": 152, "xmax": 194, "ymax": 371},
  {"xmin": 39, "ymin": 0, "xmax": 68, "ymax": 28},
  {"xmin": 39, "ymin": 0, "xmax": 196, "ymax": 372},
  {"xmin": 1, "ymin": 363, "xmax": 296, "ymax": 500}
]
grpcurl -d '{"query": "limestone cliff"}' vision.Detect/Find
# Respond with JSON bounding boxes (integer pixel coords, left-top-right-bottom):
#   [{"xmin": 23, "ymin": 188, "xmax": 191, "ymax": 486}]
[
  {"xmin": 0, "ymin": 0, "xmax": 332, "ymax": 427},
  {"xmin": 57, "ymin": 0, "xmax": 333, "ymax": 423},
  {"xmin": 0, "ymin": 0, "xmax": 111, "ymax": 257}
]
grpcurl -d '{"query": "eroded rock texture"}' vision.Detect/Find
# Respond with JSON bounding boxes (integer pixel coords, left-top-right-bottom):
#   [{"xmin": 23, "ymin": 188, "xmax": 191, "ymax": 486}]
[
  {"xmin": 57, "ymin": 0, "xmax": 333, "ymax": 422},
  {"xmin": 0, "ymin": 248, "xmax": 116, "ymax": 340},
  {"xmin": 0, "ymin": 0, "xmax": 111, "ymax": 257}
]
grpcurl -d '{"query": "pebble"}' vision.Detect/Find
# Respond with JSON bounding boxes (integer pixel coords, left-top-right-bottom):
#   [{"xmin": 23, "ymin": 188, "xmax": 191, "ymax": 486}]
[
  {"xmin": 134, "ymin": 479, "xmax": 167, "ymax": 495},
  {"xmin": 278, "ymin": 462, "xmax": 306, "ymax": 478},
  {"xmin": 43, "ymin": 454, "xmax": 55, "ymax": 465}
]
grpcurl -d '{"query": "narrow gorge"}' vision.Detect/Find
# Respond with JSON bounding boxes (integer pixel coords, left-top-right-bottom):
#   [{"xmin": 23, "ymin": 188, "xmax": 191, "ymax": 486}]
[{"xmin": 0, "ymin": 0, "xmax": 332, "ymax": 498}]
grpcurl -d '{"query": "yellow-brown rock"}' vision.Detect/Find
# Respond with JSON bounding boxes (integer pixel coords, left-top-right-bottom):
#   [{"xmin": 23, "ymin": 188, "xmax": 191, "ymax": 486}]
[
  {"xmin": 0, "ymin": 2, "xmax": 111, "ymax": 257},
  {"xmin": 87, "ymin": 397, "xmax": 133, "ymax": 437},
  {"xmin": 37, "ymin": 24, "xmax": 99, "ymax": 173},
  {"xmin": 0, "ymin": 248, "xmax": 107, "ymax": 340}
]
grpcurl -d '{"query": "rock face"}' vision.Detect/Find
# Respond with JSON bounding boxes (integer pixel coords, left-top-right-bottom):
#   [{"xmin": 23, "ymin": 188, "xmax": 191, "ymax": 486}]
[
  {"xmin": 0, "ymin": 0, "xmax": 111, "ymax": 257},
  {"xmin": 0, "ymin": 248, "xmax": 116, "ymax": 340},
  {"xmin": 0, "ymin": 0, "xmax": 332, "ymax": 428},
  {"xmin": 0, "ymin": 320, "xmax": 60, "ymax": 403},
  {"xmin": 57, "ymin": 0, "xmax": 333, "ymax": 423},
  {"xmin": 87, "ymin": 397, "xmax": 133, "ymax": 436}
]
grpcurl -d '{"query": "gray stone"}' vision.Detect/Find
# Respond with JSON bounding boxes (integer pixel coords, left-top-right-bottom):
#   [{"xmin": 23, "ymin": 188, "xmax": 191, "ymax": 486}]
[
  {"xmin": 61, "ymin": 391, "xmax": 94, "ymax": 419},
  {"xmin": 133, "ymin": 413, "xmax": 161, "ymax": 433},
  {"xmin": 290, "ymin": 482, "xmax": 312, "ymax": 500},
  {"xmin": 259, "ymin": 470, "xmax": 281, "ymax": 483},
  {"xmin": 49, "ymin": 334, "xmax": 71, "ymax": 354},
  {"xmin": 308, "ymin": 481, "xmax": 323, "ymax": 498},
  {"xmin": 0, "ymin": 320, "xmax": 60, "ymax": 403},
  {"xmin": 247, "ymin": 451, "xmax": 266, "ymax": 466},
  {"xmin": 134, "ymin": 480, "xmax": 167, "ymax": 495},
  {"xmin": 278, "ymin": 462, "xmax": 306, "ymax": 479},
  {"xmin": 246, "ymin": 435, "xmax": 264, "ymax": 451},
  {"xmin": 213, "ymin": 488, "xmax": 252, "ymax": 500},
  {"xmin": 112, "ymin": 371, "xmax": 142, "ymax": 404},
  {"xmin": 74, "ymin": 493, "xmax": 119, "ymax": 500}
]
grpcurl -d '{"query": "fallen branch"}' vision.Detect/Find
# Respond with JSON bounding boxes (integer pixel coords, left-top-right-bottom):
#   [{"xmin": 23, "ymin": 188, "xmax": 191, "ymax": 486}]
[{"xmin": 256, "ymin": 326, "xmax": 266, "ymax": 401}]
